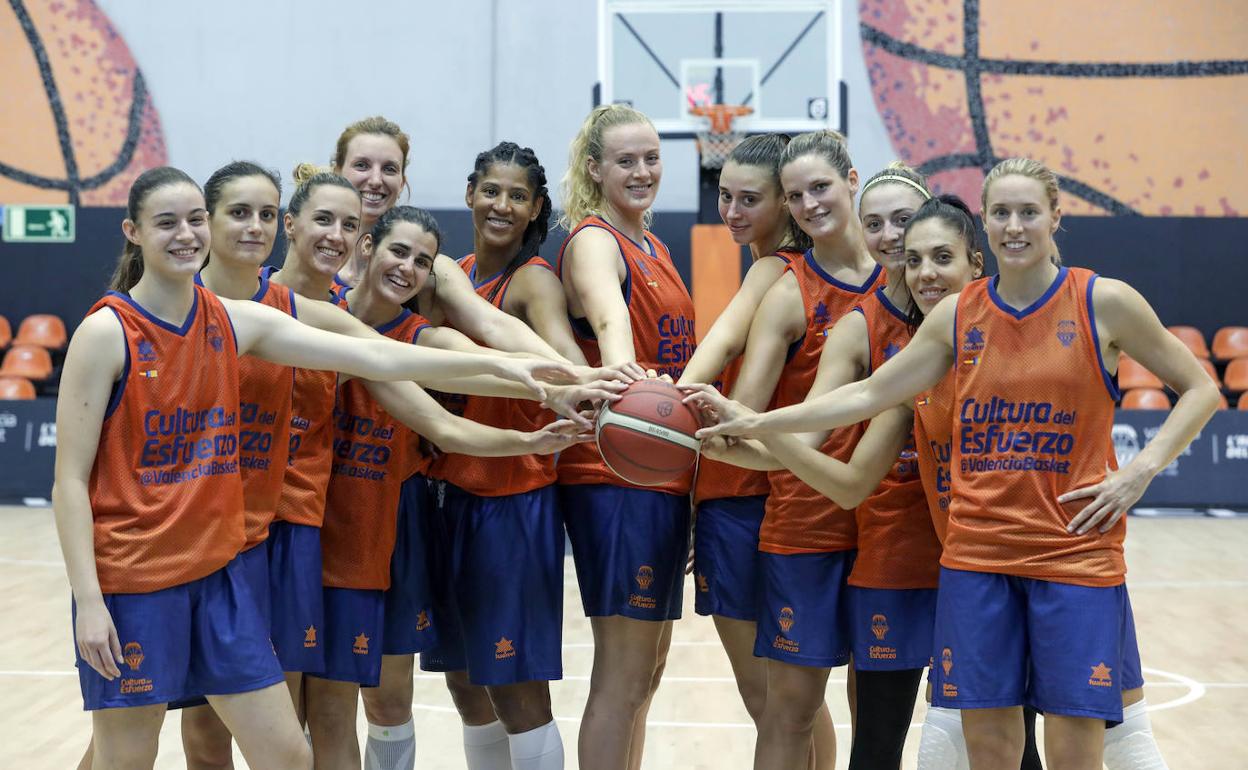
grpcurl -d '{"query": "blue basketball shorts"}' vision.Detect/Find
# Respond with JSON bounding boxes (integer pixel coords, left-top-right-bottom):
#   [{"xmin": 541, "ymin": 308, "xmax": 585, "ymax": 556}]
[
  {"xmin": 310, "ymin": 587, "xmax": 385, "ymax": 687},
  {"xmin": 560, "ymin": 484, "xmax": 691, "ymax": 621},
  {"xmin": 931, "ymin": 567, "xmax": 1126, "ymax": 722},
  {"xmin": 420, "ymin": 477, "xmax": 465, "ymax": 674},
  {"xmin": 693, "ymin": 495, "xmax": 766, "ymax": 621},
  {"xmin": 266, "ymin": 520, "xmax": 325, "ymax": 673},
  {"xmin": 74, "ymin": 556, "xmax": 283, "ymax": 710},
  {"xmin": 168, "ymin": 542, "xmax": 272, "ymax": 709},
  {"xmin": 1122, "ymin": 586, "xmax": 1144, "ymax": 691},
  {"xmin": 847, "ymin": 586, "xmax": 938, "ymax": 671},
  {"xmin": 420, "ymin": 482, "xmax": 564, "ymax": 686},
  {"xmin": 383, "ymin": 475, "xmax": 438, "ymax": 655},
  {"xmin": 754, "ymin": 550, "xmax": 856, "ymax": 668}
]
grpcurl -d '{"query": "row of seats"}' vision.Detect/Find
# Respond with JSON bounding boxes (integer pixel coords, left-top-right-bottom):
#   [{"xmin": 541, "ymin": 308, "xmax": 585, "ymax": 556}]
[
  {"xmin": 1119, "ymin": 355, "xmax": 1248, "ymax": 393},
  {"xmin": 1168, "ymin": 325, "xmax": 1248, "ymax": 361},
  {"xmin": 0, "ymin": 314, "xmax": 67, "ymax": 350},
  {"xmin": 1121, "ymin": 387, "xmax": 1243, "ymax": 411}
]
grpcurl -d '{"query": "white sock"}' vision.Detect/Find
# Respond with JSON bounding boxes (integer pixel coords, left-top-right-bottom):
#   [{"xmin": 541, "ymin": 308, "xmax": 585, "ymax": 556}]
[
  {"xmin": 917, "ymin": 705, "xmax": 970, "ymax": 770},
  {"xmin": 365, "ymin": 718, "xmax": 416, "ymax": 770},
  {"xmin": 507, "ymin": 720, "xmax": 564, "ymax": 770},
  {"xmin": 463, "ymin": 720, "xmax": 511, "ymax": 770},
  {"xmin": 1104, "ymin": 699, "xmax": 1170, "ymax": 770}
]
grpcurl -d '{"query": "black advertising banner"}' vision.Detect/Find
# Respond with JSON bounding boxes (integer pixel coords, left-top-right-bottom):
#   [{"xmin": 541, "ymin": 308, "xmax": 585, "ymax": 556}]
[{"xmin": 0, "ymin": 399, "xmax": 56, "ymax": 502}]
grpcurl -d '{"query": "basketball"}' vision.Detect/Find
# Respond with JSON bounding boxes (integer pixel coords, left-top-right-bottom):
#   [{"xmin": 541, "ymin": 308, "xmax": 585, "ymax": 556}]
[{"xmin": 596, "ymin": 379, "xmax": 702, "ymax": 486}]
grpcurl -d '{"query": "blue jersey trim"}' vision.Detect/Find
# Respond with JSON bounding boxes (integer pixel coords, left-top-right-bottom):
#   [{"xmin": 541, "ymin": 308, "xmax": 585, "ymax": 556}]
[
  {"xmin": 251, "ymin": 272, "xmax": 270, "ymax": 303},
  {"xmin": 374, "ymin": 309, "xmax": 413, "ymax": 336},
  {"xmin": 850, "ymin": 306, "xmax": 874, "ymax": 375},
  {"xmin": 875, "ymin": 286, "xmax": 911, "ymax": 324},
  {"xmin": 102, "ymin": 307, "xmax": 129, "ymax": 421},
  {"xmin": 410, "ymin": 324, "xmax": 429, "ymax": 344},
  {"xmin": 1085, "ymin": 274, "xmax": 1121, "ymax": 401},
  {"xmin": 987, "ymin": 267, "xmax": 1068, "ymax": 320},
  {"xmin": 287, "ymin": 288, "xmax": 299, "ymax": 320},
  {"xmin": 803, "ymin": 250, "xmax": 882, "ymax": 293},
  {"xmin": 105, "ymin": 288, "xmax": 200, "ymax": 337}
]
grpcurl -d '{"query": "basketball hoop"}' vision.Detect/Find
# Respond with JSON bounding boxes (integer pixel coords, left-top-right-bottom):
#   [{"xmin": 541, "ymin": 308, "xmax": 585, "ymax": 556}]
[{"xmin": 690, "ymin": 104, "xmax": 753, "ymax": 170}]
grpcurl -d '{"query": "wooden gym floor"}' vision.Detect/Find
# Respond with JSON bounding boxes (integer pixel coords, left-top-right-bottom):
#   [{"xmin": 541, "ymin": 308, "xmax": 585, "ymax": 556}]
[{"xmin": 1, "ymin": 505, "xmax": 1244, "ymax": 769}]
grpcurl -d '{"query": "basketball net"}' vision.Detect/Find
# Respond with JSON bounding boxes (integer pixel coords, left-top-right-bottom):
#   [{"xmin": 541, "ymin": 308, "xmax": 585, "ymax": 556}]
[{"xmin": 691, "ymin": 104, "xmax": 753, "ymax": 170}]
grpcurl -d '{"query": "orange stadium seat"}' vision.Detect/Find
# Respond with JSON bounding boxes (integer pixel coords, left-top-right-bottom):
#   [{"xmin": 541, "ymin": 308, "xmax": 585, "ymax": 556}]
[
  {"xmin": 1223, "ymin": 358, "xmax": 1248, "ymax": 393},
  {"xmin": 0, "ymin": 315, "xmax": 11, "ymax": 349},
  {"xmin": 1120, "ymin": 388, "xmax": 1170, "ymax": 410},
  {"xmin": 1199, "ymin": 358, "xmax": 1220, "ymax": 387},
  {"xmin": 14, "ymin": 314, "xmax": 68, "ymax": 349},
  {"xmin": 0, "ymin": 345, "xmax": 53, "ymax": 381},
  {"xmin": 0, "ymin": 376, "xmax": 36, "ymax": 400},
  {"xmin": 1117, "ymin": 355, "xmax": 1163, "ymax": 390},
  {"xmin": 1167, "ymin": 326, "xmax": 1209, "ymax": 359},
  {"xmin": 1212, "ymin": 326, "xmax": 1248, "ymax": 361}
]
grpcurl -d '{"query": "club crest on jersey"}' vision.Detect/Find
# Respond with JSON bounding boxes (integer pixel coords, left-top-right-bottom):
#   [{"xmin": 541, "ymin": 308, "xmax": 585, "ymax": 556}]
[
  {"xmin": 352, "ymin": 632, "xmax": 370, "ymax": 655},
  {"xmin": 963, "ymin": 326, "xmax": 986, "ymax": 352},
  {"xmin": 870, "ymin": 613, "xmax": 889, "ymax": 641},
  {"xmin": 206, "ymin": 324, "xmax": 225, "ymax": 353},
  {"xmin": 136, "ymin": 340, "xmax": 157, "ymax": 363},
  {"xmin": 495, "ymin": 637, "xmax": 516, "ymax": 660},
  {"xmin": 1056, "ymin": 319, "xmax": 1077, "ymax": 347}
]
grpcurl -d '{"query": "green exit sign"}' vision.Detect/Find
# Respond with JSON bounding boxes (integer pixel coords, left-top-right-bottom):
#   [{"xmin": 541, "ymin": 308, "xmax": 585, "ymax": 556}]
[{"xmin": 3, "ymin": 204, "xmax": 76, "ymax": 243}]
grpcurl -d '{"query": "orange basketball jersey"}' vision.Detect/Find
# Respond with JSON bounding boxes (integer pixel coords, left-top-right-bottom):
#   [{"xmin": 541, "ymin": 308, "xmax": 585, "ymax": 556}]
[
  {"xmin": 946, "ymin": 267, "xmax": 1123, "ymax": 586},
  {"xmin": 88, "ymin": 286, "xmax": 245, "ymax": 594},
  {"xmin": 913, "ymin": 369, "xmax": 956, "ymax": 544},
  {"xmin": 227, "ymin": 274, "xmax": 296, "ymax": 548},
  {"xmin": 431, "ymin": 254, "xmax": 556, "ymax": 496},
  {"xmin": 556, "ymin": 216, "xmax": 697, "ymax": 494},
  {"xmin": 761, "ymin": 253, "xmax": 884, "ymax": 554},
  {"xmin": 321, "ymin": 310, "xmax": 430, "ymax": 590},
  {"xmin": 847, "ymin": 288, "xmax": 940, "ymax": 589},
  {"xmin": 693, "ymin": 249, "xmax": 802, "ymax": 505}
]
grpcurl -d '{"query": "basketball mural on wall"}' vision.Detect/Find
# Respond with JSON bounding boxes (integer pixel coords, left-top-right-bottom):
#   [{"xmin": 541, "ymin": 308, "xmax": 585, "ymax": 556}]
[
  {"xmin": 859, "ymin": 0, "xmax": 1248, "ymax": 215},
  {"xmin": 0, "ymin": 0, "xmax": 167, "ymax": 206}
]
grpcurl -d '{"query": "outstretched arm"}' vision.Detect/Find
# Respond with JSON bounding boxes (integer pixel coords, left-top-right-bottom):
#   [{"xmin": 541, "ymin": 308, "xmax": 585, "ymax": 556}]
[
  {"xmin": 678, "ymin": 255, "xmax": 790, "ymax": 385},
  {"xmin": 364, "ymin": 379, "xmax": 589, "ymax": 456},
  {"xmin": 688, "ymin": 294, "xmax": 958, "ymax": 437},
  {"xmin": 226, "ymin": 299, "xmax": 573, "ymax": 398},
  {"xmin": 760, "ymin": 406, "xmax": 913, "ymax": 509},
  {"xmin": 431, "ymin": 254, "xmax": 569, "ymax": 361},
  {"xmin": 1059, "ymin": 279, "xmax": 1220, "ymax": 533},
  {"xmin": 51, "ymin": 311, "xmax": 125, "ymax": 680},
  {"xmin": 723, "ymin": 272, "xmax": 807, "ymax": 410}
]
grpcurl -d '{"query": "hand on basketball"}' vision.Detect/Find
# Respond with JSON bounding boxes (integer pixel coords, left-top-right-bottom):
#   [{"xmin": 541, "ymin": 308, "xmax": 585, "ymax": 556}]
[
  {"xmin": 75, "ymin": 600, "xmax": 123, "ymax": 680},
  {"xmin": 1059, "ymin": 462, "xmax": 1151, "ymax": 534},
  {"xmin": 677, "ymin": 383, "xmax": 758, "ymax": 438},
  {"xmin": 529, "ymin": 417, "xmax": 596, "ymax": 454}
]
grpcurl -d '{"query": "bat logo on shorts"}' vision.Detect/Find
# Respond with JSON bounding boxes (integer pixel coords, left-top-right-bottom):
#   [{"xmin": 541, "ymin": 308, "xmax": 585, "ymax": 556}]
[
  {"xmin": 123, "ymin": 642, "xmax": 144, "ymax": 671},
  {"xmin": 778, "ymin": 607, "xmax": 795, "ymax": 633},
  {"xmin": 871, "ymin": 613, "xmax": 889, "ymax": 641}
]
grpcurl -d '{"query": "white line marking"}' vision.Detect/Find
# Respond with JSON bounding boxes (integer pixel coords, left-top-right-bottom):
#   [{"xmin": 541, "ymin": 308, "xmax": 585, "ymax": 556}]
[{"xmin": 1140, "ymin": 666, "xmax": 1207, "ymax": 712}]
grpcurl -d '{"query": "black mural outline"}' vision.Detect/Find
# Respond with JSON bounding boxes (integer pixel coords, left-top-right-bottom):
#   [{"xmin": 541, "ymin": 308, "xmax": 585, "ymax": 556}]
[
  {"xmin": 2, "ymin": 0, "xmax": 152, "ymax": 203},
  {"xmin": 860, "ymin": 0, "xmax": 1248, "ymax": 215}
]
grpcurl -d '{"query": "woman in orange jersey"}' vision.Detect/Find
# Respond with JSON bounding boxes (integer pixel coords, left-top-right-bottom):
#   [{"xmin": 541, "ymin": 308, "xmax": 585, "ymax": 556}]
[
  {"xmin": 694, "ymin": 130, "xmax": 881, "ymax": 770},
  {"xmin": 674, "ymin": 134, "xmax": 809, "ymax": 740},
  {"xmin": 415, "ymin": 142, "xmax": 612, "ymax": 770},
  {"xmin": 54, "ymin": 167, "xmax": 578, "ymax": 770},
  {"xmin": 691, "ymin": 157, "xmax": 1219, "ymax": 769},
  {"xmin": 303, "ymin": 205, "xmax": 598, "ymax": 770},
  {"xmin": 555, "ymin": 104, "xmax": 696, "ymax": 770}
]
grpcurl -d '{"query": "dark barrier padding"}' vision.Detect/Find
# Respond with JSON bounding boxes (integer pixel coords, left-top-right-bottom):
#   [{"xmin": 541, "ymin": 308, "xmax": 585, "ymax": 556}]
[
  {"xmin": 4, "ymin": 397, "xmax": 1246, "ymax": 508},
  {"xmin": 0, "ymin": 399, "xmax": 56, "ymax": 502}
]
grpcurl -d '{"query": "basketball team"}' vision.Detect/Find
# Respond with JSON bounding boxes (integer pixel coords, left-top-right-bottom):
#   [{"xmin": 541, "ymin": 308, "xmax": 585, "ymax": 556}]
[{"xmin": 52, "ymin": 105, "xmax": 1219, "ymax": 770}]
